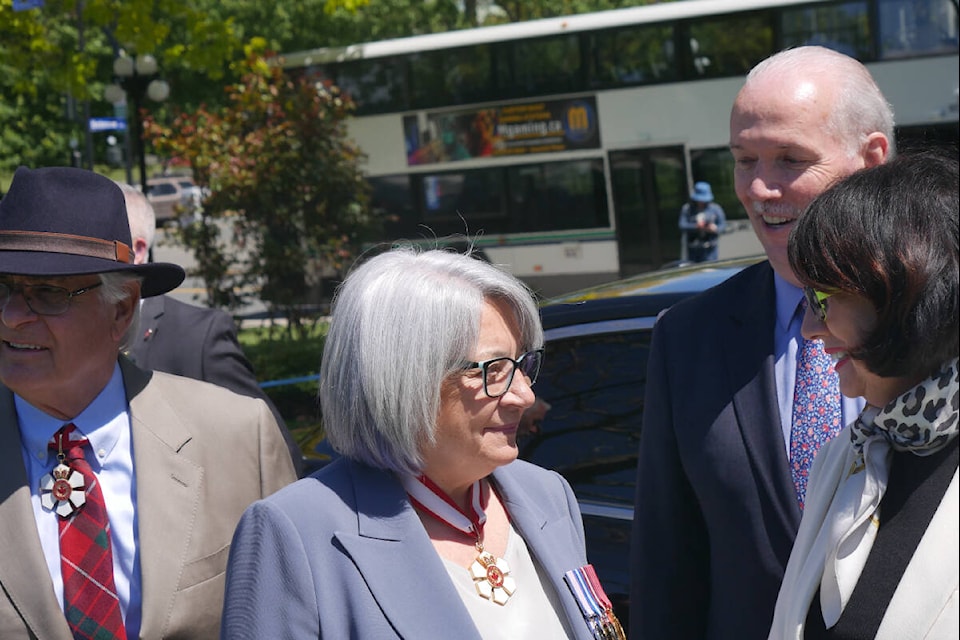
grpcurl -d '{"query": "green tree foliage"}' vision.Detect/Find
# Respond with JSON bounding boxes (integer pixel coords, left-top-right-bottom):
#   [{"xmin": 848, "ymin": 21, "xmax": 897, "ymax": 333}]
[
  {"xmin": 145, "ymin": 49, "xmax": 377, "ymax": 337},
  {"xmin": 0, "ymin": 0, "xmax": 239, "ymax": 175}
]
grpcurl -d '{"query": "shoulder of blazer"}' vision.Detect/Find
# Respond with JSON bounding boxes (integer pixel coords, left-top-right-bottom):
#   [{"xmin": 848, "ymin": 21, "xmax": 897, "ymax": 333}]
[
  {"xmin": 140, "ymin": 294, "xmax": 166, "ymax": 320},
  {"xmin": 658, "ymin": 260, "xmax": 774, "ymax": 328}
]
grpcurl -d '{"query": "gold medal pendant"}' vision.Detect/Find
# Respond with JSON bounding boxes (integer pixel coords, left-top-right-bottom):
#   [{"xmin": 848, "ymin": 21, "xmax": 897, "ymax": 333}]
[
  {"xmin": 40, "ymin": 463, "xmax": 86, "ymax": 518},
  {"xmin": 469, "ymin": 545, "xmax": 516, "ymax": 605}
]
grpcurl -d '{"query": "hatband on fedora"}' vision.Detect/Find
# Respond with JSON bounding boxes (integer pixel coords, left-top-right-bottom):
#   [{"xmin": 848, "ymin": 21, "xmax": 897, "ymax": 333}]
[
  {"xmin": 0, "ymin": 166, "xmax": 185, "ymax": 297},
  {"xmin": 690, "ymin": 181, "xmax": 714, "ymax": 203}
]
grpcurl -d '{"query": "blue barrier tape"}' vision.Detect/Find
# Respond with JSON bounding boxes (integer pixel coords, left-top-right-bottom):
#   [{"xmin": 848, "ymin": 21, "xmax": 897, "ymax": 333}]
[{"xmin": 260, "ymin": 373, "xmax": 320, "ymax": 389}]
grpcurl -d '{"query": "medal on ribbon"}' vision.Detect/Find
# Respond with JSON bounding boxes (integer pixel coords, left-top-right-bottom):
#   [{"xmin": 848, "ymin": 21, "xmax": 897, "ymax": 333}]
[
  {"xmin": 40, "ymin": 430, "xmax": 87, "ymax": 518},
  {"xmin": 403, "ymin": 474, "xmax": 516, "ymax": 605},
  {"xmin": 564, "ymin": 564, "xmax": 626, "ymax": 640}
]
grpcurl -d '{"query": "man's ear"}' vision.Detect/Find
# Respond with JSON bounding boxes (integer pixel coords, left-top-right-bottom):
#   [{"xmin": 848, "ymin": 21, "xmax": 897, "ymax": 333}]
[
  {"xmin": 110, "ymin": 282, "xmax": 141, "ymax": 342},
  {"xmin": 862, "ymin": 132, "xmax": 890, "ymax": 168},
  {"xmin": 132, "ymin": 237, "xmax": 150, "ymax": 265}
]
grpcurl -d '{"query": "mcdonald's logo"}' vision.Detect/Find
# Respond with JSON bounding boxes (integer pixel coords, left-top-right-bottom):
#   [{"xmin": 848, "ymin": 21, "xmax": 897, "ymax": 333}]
[
  {"xmin": 563, "ymin": 100, "xmax": 598, "ymax": 145},
  {"xmin": 567, "ymin": 106, "xmax": 590, "ymax": 131}
]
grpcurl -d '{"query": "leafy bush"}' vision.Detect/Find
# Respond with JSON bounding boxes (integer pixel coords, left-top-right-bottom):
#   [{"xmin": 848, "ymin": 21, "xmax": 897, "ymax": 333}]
[{"xmin": 240, "ymin": 321, "xmax": 331, "ymax": 464}]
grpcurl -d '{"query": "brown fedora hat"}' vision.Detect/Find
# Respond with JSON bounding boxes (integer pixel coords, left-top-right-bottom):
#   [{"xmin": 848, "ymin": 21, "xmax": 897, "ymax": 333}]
[{"xmin": 0, "ymin": 166, "xmax": 184, "ymax": 297}]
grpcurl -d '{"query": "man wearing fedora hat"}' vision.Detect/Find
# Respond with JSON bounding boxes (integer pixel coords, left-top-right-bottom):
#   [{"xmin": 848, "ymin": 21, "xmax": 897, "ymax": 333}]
[
  {"xmin": 678, "ymin": 180, "xmax": 727, "ymax": 263},
  {"xmin": 0, "ymin": 167, "xmax": 297, "ymax": 639}
]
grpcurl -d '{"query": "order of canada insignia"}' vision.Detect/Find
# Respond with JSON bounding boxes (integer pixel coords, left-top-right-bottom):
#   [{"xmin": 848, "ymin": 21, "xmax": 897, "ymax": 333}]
[
  {"xmin": 40, "ymin": 463, "xmax": 86, "ymax": 518},
  {"xmin": 470, "ymin": 551, "xmax": 516, "ymax": 605}
]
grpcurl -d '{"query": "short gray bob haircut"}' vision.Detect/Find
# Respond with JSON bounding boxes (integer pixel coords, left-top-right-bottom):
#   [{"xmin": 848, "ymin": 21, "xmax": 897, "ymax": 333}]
[{"xmin": 318, "ymin": 246, "xmax": 543, "ymax": 475}]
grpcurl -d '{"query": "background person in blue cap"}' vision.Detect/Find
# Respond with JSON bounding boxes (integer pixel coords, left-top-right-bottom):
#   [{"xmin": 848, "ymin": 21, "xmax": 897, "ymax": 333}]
[
  {"xmin": 0, "ymin": 166, "xmax": 296, "ymax": 640},
  {"xmin": 678, "ymin": 181, "xmax": 727, "ymax": 262}
]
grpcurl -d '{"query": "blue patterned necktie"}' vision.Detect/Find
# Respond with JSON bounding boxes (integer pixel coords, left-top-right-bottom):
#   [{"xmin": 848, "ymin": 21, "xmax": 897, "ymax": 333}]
[{"xmin": 790, "ymin": 336, "xmax": 843, "ymax": 509}]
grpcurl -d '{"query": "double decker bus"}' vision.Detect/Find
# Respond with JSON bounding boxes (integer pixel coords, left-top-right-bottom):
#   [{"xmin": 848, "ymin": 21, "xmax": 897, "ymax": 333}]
[{"xmin": 284, "ymin": 0, "xmax": 958, "ymax": 296}]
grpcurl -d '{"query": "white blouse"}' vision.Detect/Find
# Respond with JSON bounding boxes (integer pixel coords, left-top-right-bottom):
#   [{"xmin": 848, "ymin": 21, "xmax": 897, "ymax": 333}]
[{"xmin": 442, "ymin": 524, "xmax": 573, "ymax": 639}]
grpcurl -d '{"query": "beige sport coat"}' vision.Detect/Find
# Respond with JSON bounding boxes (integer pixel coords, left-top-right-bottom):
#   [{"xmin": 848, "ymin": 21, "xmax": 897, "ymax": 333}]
[{"xmin": 0, "ymin": 357, "xmax": 297, "ymax": 639}]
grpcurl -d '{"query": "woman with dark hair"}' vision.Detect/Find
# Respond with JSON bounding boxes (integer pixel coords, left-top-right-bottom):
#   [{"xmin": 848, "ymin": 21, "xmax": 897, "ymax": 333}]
[{"xmin": 769, "ymin": 150, "xmax": 959, "ymax": 639}]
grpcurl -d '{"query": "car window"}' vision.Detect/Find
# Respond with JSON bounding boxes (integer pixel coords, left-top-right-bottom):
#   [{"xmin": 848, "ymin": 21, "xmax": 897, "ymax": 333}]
[
  {"xmin": 149, "ymin": 183, "xmax": 178, "ymax": 196},
  {"xmin": 519, "ymin": 327, "xmax": 650, "ymax": 508}
]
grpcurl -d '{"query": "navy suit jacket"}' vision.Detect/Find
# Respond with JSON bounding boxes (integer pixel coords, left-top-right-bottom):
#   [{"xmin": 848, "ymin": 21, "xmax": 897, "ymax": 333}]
[
  {"xmin": 130, "ymin": 295, "xmax": 303, "ymax": 476},
  {"xmin": 222, "ymin": 457, "xmax": 598, "ymax": 639},
  {"xmin": 629, "ymin": 261, "xmax": 802, "ymax": 640}
]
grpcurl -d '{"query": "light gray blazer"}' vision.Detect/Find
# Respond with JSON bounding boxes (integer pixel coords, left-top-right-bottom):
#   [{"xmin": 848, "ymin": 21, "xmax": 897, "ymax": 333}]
[
  {"xmin": 222, "ymin": 457, "xmax": 598, "ymax": 639},
  {"xmin": 0, "ymin": 357, "xmax": 297, "ymax": 640}
]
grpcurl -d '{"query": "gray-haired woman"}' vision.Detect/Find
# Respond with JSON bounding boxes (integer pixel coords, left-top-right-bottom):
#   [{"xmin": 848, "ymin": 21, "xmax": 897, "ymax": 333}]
[{"xmin": 221, "ymin": 247, "xmax": 624, "ymax": 640}]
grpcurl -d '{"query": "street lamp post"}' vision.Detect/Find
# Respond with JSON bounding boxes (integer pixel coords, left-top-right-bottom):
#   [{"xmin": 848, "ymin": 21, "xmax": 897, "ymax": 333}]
[{"xmin": 104, "ymin": 53, "xmax": 169, "ymax": 195}]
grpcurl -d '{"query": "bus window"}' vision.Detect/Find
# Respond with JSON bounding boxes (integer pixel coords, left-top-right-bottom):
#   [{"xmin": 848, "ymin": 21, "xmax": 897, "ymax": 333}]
[
  {"xmin": 690, "ymin": 147, "xmax": 740, "ymax": 222},
  {"xmin": 409, "ymin": 45, "xmax": 494, "ymax": 108},
  {"xmin": 420, "ymin": 169, "xmax": 505, "ymax": 224},
  {"xmin": 506, "ymin": 159, "xmax": 608, "ymax": 233},
  {"xmin": 588, "ymin": 23, "xmax": 677, "ymax": 87},
  {"xmin": 878, "ymin": 0, "xmax": 959, "ymax": 58},
  {"xmin": 501, "ymin": 34, "xmax": 582, "ymax": 98},
  {"xmin": 336, "ymin": 57, "xmax": 408, "ymax": 114},
  {"xmin": 781, "ymin": 1, "xmax": 872, "ymax": 59},
  {"xmin": 370, "ymin": 175, "xmax": 415, "ymax": 229},
  {"xmin": 686, "ymin": 11, "xmax": 774, "ymax": 78}
]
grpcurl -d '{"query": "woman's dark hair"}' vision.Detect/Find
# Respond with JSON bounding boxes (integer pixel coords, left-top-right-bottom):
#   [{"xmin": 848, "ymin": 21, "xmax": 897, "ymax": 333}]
[{"xmin": 788, "ymin": 149, "xmax": 959, "ymax": 379}]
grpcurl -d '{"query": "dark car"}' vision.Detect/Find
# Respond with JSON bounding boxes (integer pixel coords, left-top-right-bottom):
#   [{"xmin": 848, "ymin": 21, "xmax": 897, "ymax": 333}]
[{"xmin": 521, "ymin": 255, "xmax": 763, "ymax": 629}]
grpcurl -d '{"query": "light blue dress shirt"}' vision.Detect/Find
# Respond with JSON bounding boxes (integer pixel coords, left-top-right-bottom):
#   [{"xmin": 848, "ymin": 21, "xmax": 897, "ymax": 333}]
[{"xmin": 16, "ymin": 363, "xmax": 142, "ymax": 638}]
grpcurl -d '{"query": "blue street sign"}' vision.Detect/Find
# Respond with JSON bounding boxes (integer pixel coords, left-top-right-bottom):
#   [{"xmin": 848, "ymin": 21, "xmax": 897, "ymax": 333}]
[
  {"xmin": 89, "ymin": 117, "xmax": 127, "ymax": 133},
  {"xmin": 13, "ymin": 0, "xmax": 45, "ymax": 10}
]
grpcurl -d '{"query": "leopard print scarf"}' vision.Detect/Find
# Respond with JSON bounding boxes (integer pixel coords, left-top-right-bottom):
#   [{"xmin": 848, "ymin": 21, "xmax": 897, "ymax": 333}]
[
  {"xmin": 850, "ymin": 357, "xmax": 959, "ymax": 455},
  {"xmin": 808, "ymin": 357, "xmax": 960, "ymax": 628}
]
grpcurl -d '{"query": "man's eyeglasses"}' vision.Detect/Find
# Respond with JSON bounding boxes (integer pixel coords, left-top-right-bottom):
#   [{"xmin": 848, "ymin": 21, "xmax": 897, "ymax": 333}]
[
  {"xmin": 803, "ymin": 286, "xmax": 834, "ymax": 323},
  {"xmin": 462, "ymin": 349, "xmax": 544, "ymax": 398},
  {"xmin": 0, "ymin": 280, "xmax": 103, "ymax": 316}
]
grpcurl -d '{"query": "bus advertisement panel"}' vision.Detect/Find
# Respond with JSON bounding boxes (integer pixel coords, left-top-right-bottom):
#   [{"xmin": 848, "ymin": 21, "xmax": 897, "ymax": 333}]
[{"xmin": 404, "ymin": 97, "xmax": 600, "ymax": 166}]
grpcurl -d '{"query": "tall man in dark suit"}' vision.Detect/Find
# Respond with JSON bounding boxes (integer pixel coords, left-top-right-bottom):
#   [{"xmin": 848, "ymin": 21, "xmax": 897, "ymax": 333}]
[
  {"xmin": 629, "ymin": 47, "xmax": 893, "ymax": 640},
  {"xmin": 119, "ymin": 183, "xmax": 303, "ymax": 476},
  {"xmin": 0, "ymin": 167, "xmax": 297, "ymax": 639}
]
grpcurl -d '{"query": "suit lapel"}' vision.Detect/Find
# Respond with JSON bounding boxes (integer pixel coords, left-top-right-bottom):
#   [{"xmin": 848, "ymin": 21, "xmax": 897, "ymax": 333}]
[
  {"xmin": 333, "ymin": 462, "xmax": 482, "ymax": 640},
  {"xmin": 493, "ymin": 467, "xmax": 594, "ymax": 640},
  {"xmin": 725, "ymin": 263, "xmax": 802, "ymax": 544},
  {"xmin": 130, "ymin": 295, "xmax": 165, "ymax": 366},
  {"xmin": 0, "ymin": 389, "xmax": 78, "ymax": 640},
  {"xmin": 120, "ymin": 360, "xmax": 202, "ymax": 638}
]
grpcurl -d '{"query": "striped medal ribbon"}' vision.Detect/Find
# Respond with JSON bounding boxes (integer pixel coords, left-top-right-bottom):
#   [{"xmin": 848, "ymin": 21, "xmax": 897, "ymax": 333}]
[
  {"xmin": 563, "ymin": 564, "xmax": 626, "ymax": 640},
  {"xmin": 402, "ymin": 474, "xmax": 517, "ymax": 605}
]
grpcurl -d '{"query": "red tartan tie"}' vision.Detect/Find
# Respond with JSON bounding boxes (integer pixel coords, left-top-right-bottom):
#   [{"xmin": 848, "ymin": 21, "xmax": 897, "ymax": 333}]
[{"xmin": 48, "ymin": 424, "xmax": 125, "ymax": 640}]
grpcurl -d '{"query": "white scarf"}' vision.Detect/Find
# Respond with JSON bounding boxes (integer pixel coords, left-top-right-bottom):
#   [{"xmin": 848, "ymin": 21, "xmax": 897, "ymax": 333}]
[
  {"xmin": 770, "ymin": 358, "xmax": 959, "ymax": 638},
  {"xmin": 822, "ymin": 357, "xmax": 959, "ymax": 625}
]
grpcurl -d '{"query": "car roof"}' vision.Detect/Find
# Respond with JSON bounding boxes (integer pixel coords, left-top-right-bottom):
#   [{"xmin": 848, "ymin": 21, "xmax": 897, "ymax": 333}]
[{"xmin": 540, "ymin": 255, "xmax": 764, "ymax": 330}]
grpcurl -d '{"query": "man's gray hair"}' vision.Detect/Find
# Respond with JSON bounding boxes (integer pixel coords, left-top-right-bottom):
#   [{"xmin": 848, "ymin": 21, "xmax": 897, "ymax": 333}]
[
  {"xmin": 745, "ymin": 46, "xmax": 895, "ymax": 157},
  {"xmin": 99, "ymin": 271, "xmax": 143, "ymax": 351},
  {"xmin": 318, "ymin": 246, "xmax": 543, "ymax": 475}
]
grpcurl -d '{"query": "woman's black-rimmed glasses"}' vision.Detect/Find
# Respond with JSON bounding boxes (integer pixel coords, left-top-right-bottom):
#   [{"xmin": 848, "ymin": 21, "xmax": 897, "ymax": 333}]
[{"xmin": 462, "ymin": 348, "xmax": 544, "ymax": 398}]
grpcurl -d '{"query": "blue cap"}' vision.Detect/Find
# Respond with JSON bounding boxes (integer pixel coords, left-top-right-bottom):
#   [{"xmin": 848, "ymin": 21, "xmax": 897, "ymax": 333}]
[{"xmin": 690, "ymin": 181, "xmax": 713, "ymax": 203}]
